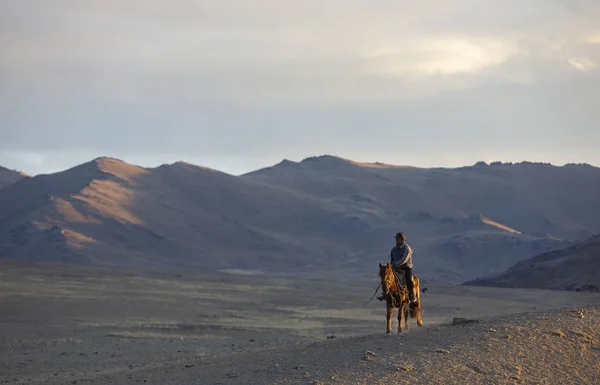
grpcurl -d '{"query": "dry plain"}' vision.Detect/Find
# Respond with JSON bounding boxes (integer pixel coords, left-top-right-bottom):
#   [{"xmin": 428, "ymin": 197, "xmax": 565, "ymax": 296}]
[{"xmin": 1, "ymin": 260, "xmax": 600, "ymax": 384}]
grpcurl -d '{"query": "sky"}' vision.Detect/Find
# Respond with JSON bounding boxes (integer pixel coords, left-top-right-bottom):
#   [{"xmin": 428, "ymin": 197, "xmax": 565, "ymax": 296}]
[{"xmin": 1, "ymin": 0, "xmax": 599, "ymax": 176}]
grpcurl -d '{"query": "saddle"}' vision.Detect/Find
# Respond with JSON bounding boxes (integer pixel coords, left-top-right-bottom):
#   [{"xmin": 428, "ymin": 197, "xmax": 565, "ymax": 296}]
[{"xmin": 392, "ymin": 268, "xmax": 408, "ymax": 295}]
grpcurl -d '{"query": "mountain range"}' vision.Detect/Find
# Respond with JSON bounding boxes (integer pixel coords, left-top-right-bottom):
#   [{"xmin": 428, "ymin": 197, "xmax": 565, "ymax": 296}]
[{"xmin": 1, "ymin": 155, "xmax": 599, "ymax": 284}]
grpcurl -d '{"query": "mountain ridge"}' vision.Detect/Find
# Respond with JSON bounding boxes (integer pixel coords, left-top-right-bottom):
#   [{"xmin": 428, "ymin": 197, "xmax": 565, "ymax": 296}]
[
  {"xmin": 6, "ymin": 155, "xmax": 599, "ymax": 179},
  {"xmin": 0, "ymin": 165, "xmax": 28, "ymax": 190}
]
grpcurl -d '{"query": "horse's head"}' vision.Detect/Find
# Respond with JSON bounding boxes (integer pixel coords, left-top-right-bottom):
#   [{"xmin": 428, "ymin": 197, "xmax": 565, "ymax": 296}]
[{"xmin": 378, "ymin": 262, "xmax": 394, "ymax": 296}]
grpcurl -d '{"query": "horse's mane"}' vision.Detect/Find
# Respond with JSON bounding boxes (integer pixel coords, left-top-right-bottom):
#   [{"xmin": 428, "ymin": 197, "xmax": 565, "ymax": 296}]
[{"xmin": 379, "ymin": 264, "xmax": 406, "ymax": 304}]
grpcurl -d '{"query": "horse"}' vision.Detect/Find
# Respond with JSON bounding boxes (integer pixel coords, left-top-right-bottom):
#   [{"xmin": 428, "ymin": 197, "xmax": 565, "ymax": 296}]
[{"xmin": 378, "ymin": 262, "xmax": 423, "ymax": 334}]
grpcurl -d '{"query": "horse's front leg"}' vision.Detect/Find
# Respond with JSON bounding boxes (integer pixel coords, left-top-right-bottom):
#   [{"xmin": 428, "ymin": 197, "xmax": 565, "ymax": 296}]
[
  {"xmin": 386, "ymin": 304, "xmax": 393, "ymax": 334},
  {"xmin": 397, "ymin": 303, "xmax": 404, "ymax": 333}
]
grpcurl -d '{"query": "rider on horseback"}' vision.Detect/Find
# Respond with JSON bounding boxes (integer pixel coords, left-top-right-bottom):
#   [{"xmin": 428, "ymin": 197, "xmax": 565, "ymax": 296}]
[{"xmin": 378, "ymin": 232, "xmax": 417, "ymax": 303}]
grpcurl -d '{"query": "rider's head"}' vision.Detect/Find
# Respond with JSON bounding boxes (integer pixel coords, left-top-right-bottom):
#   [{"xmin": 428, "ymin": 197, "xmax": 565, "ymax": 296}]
[{"xmin": 395, "ymin": 232, "xmax": 406, "ymax": 246}]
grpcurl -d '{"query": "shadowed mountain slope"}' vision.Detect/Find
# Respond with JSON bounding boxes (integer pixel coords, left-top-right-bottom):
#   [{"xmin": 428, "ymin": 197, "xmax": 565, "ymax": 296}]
[
  {"xmin": 243, "ymin": 156, "xmax": 600, "ymax": 240},
  {"xmin": 464, "ymin": 233, "xmax": 600, "ymax": 291},
  {"xmin": 0, "ymin": 166, "xmax": 27, "ymax": 190}
]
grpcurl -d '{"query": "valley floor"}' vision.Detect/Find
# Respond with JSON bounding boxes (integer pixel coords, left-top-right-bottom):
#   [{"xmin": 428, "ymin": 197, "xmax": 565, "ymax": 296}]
[
  {"xmin": 1, "ymin": 261, "xmax": 599, "ymax": 384},
  {"xmin": 97, "ymin": 305, "xmax": 600, "ymax": 385}
]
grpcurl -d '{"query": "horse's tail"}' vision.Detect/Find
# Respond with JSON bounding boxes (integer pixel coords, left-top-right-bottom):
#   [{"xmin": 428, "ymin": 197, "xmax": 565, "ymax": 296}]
[{"xmin": 409, "ymin": 274, "xmax": 421, "ymax": 319}]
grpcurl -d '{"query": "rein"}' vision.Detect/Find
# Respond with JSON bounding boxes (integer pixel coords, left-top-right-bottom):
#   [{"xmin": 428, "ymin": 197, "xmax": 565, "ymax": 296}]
[
  {"xmin": 362, "ymin": 282, "xmax": 382, "ymax": 306},
  {"xmin": 387, "ymin": 269, "xmax": 398, "ymax": 307},
  {"xmin": 382, "ymin": 267, "xmax": 404, "ymax": 307}
]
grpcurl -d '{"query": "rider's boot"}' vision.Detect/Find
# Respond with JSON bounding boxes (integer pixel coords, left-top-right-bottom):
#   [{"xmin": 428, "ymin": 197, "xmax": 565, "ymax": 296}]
[
  {"xmin": 408, "ymin": 291, "xmax": 416, "ymax": 303},
  {"xmin": 406, "ymin": 274, "xmax": 417, "ymax": 303}
]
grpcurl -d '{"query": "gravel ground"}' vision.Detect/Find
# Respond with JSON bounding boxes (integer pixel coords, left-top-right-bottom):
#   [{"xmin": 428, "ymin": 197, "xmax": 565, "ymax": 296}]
[{"xmin": 74, "ymin": 306, "xmax": 599, "ymax": 385}]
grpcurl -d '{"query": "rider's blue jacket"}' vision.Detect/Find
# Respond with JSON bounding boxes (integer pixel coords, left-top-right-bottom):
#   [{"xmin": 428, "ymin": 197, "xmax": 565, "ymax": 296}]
[{"xmin": 390, "ymin": 243, "xmax": 413, "ymax": 269}]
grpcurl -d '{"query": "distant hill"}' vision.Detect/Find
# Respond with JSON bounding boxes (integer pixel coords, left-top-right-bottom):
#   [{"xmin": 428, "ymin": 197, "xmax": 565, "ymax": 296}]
[
  {"xmin": 0, "ymin": 166, "xmax": 27, "ymax": 190},
  {"xmin": 1, "ymin": 155, "xmax": 599, "ymax": 283},
  {"xmin": 0, "ymin": 157, "xmax": 341, "ymax": 270},
  {"xmin": 464, "ymin": 234, "xmax": 600, "ymax": 291}
]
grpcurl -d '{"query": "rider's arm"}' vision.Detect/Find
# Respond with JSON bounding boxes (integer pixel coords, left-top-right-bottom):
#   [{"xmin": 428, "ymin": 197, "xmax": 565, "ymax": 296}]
[{"xmin": 397, "ymin": 245, "xmax": 413, "ymax": 266}]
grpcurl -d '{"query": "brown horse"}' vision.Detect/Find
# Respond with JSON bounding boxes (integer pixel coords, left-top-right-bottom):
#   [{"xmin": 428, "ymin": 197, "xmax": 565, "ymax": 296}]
[{"xmin": 378, "ymin": 262, "xmax": 423, "ymax": 334}]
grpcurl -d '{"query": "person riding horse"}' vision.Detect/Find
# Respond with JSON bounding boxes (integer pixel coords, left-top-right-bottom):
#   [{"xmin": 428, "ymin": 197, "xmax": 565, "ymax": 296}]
[{"xmin": 378, "ymin": 232, "xmax": 417, "ymax": 303}]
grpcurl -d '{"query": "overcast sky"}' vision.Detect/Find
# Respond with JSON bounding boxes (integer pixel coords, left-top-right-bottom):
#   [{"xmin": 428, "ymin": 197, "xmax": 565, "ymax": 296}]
[{"xmin": 1, "ymin": 1, "xmax": 599, "ymax": 175}]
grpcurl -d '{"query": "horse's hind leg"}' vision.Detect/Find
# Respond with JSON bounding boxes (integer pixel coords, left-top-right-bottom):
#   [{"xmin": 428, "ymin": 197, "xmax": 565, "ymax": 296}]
[
  {"xmin": 404, "ymin": 304, "xmax": 409, "ymax": 330},
  {"xmin": 386, "ymin": 305, "xmax": 393, "ymax": 334},
  {"xmin": 397, "ymin": 304, "xmax": 403, "ymax": 333},
  {"xmin": 416, "ymin": 304, "xmax": 423, "ymax": 327},
  {"xmin": 413, "ymin": 276, "xmax": 424, "ymax": 327}
]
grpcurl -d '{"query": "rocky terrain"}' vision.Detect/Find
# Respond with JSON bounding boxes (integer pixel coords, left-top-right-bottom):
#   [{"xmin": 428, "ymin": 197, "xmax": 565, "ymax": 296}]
[
  {"xmin": 187, "ymin": 306, "xmax": 600, "ymax": 385},
  {"xmin": 465, "ymin": 233, "xmax": 600, "ymax": 292},
  {"xmin": 124, "ymin": 306, "xmax": 600, "ymax": 385},
  {"xmin": 1, "ymin": 156, "xmax": 599, "ymax": 283}
]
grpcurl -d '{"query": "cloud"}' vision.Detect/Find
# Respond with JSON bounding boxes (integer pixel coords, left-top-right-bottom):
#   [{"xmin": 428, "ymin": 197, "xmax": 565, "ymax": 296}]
[
  {"xmin": 2, "ymin": 1, "xmax": 598, "ymax": 102},
  {"xmin": 0, "ymin": 0, "xmax": 599, "ymax": 173},
  {"xmin": 362, "ymin": 38, "xmax": 518, "ymax": 76},
  {"xmin": 568, "ymin": 58, "xmax": 597, "ymax": 71},
  {"xmin": 586, "ymin": 35, "xmax": 600, "ymax": 45}
]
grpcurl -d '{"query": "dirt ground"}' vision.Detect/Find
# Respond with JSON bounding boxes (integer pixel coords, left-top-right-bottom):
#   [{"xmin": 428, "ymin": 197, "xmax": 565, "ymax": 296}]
[{"xmin": 1, "ymin": 261, "xmax": 600, "ymax": 384}]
